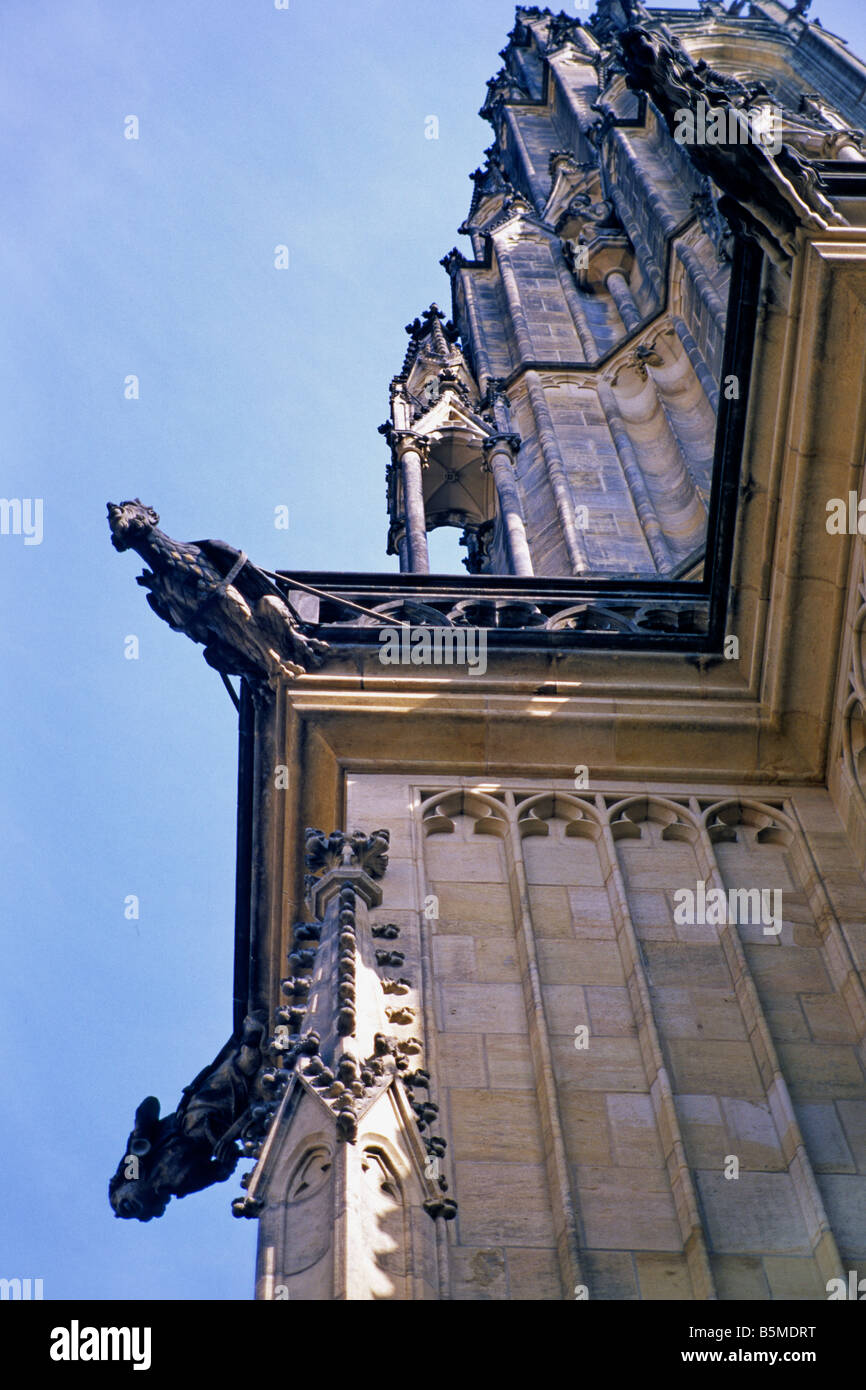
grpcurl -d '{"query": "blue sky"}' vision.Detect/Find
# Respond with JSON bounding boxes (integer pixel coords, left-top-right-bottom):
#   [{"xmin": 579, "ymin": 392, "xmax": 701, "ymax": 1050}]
[{"xmin": 3, "ymin": 0, "xmax": 866, "ymax": 1300}]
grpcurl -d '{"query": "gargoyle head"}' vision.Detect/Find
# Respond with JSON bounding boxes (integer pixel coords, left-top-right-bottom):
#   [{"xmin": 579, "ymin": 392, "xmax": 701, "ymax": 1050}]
[
  {"xmin": 108, "ymin": 1096, "xmax": 172, "ymax": 1221},
  {"xmin": 108, "ymin": 1094, "xmax": 236, "ymax": 1221},
  {"xmin": 107, "ymin": 499, "xmax": 160, "ymax": 552}
]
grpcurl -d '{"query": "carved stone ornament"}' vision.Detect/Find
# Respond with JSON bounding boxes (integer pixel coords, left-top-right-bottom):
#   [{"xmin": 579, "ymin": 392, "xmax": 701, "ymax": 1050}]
[
  {"xmin": 107, "ymin": 499, "xmax": 329, "ymax": 684},
  {"xmin": 546, "ymin": 14, "xmax": 584, "ymax": 53},
  {"xmin": 616, "ymin": 21, "xmax": 846, "ymax": 263},
  {"xmin": 109, "ymin": 1013, "xmax": 271, "ymax": 1221},
  {"xmin": 303, "ymin": 827, "xmax": 391, "ymax": 880},
  {"xmin": 460, "ymin": 518, "xmax": 496, "ymax": 575},
  {"xmin": 480, "ymin": 66, "xmax": 530, "ymax": 120},
  {"xmin": 229, "ymin": 827, "xmax": 458, "ymax": 1224}
]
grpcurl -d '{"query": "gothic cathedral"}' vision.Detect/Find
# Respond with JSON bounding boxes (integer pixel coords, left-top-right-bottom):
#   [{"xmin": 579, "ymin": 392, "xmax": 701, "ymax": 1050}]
[{"xmin": 108, "ymin": 2, "xmax": 866, "ymax": 1302}]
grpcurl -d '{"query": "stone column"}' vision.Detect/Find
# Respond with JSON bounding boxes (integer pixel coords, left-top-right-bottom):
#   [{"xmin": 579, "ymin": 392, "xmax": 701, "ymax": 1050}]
[
  {"xmin": 482, "ymin": 433, "xmax": 534, "ymax": 577},
  {"xmin": 525, "ymin": 370, "xmax": 589, "ymax": 574},
  {"xmin": 554, "ymin": 242, "xmax": 596, "ymax": 358},
  {"xmin": 675, "ymin": 241, "xmax": 727, "ymax": 337},
  {"xmin": 388, "ymin": 522, "xmax": 409, "ymax": 573},
  {"xmin": 596, "ymin": 379, "xmax": 673, "ymax": 573},
  {"xmin": 458, "ymin": 272, "xmax": 493, "ymax": 393},
  {"xmin": 672, "ymin": 316, "xmax": 719, "ymax": 413},
  {"xmin": 395, "ymin": 433, "xmax": 431, "ymax": 574},
  {"xmin": 495, "ymin": 239, "xmax": 536, "ymax": 362},
  {"xmin": 503, "ymin": 107, "xmax": 547, "ymax": 213},
  {"xmin": 605, "ymin": 268, "xmax": 641, "ymax": 332},
  {"xmin": 610, "ymin": 187, "xmax": 664, "ymax": 299}
]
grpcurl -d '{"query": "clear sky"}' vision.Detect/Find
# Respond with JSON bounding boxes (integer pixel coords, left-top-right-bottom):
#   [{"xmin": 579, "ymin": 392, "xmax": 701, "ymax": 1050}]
[{"xmin": 3, "ymin": 0, "xmax": 866, "ymax": 1301}]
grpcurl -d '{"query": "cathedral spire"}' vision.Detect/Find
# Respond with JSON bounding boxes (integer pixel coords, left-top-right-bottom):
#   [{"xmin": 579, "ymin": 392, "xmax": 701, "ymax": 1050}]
[{"xmin": 383, "ymin": 0, "xmax": 863, "ymax": 580}]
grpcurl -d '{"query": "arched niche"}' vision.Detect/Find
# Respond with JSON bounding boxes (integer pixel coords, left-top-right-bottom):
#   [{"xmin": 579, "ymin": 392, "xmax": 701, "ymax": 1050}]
[
  {"xmin": 606, "ymin": 795, "xmax": 698, "ymax": 842},
  {"xmin": 514, "ymin": 794, "xmax": 609, "ymax": 913},
  {"xmin": 843, "ymin": 692, "xmax": 866, "ymax": 814},
  {"xmin": 357, "ymin": 1140, "xmax": 412, "ymax": 1301},
  {"xmin": 701, "ymin": 798, "xmax": 794, "ymax": 847},
  {"xmin": 420, "ymin": 788, "xmax": 509, "ymax": 838},
  {"xmin": 277, "ymin": 1137, "xmax": 335, "ymax": 1285},
  {"xmin": 515, "ymin": 792, "xmax": 601, "ymax": 840}
]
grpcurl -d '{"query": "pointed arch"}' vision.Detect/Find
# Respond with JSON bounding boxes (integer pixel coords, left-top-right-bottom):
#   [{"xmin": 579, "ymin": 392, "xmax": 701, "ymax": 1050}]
[
  {"xmin": 701, "ymin": 798, "xmax": 794, "ymax": 846},
  {"xmin": 286, "ymin": 1143, "xmax": 333, "ymax": 1203},
  {"xmin": 354, "ymin": 600, "xmax": 454, "ymax": 629},
  {"xmin": 842, "ymin": 691, "xmax": 866, "ymax": 814},
  {"xmin": 514, "ymin": 791, "xmax": 601, "ymax": 840},
  {"xmin": 848, "ymin": 602, "xmax": 866, "ymax": 704},
  {"xmin": 606, "ymin": 795, "xmax": 698, "ymax": 842},
  {"xmin": 419, "ymin": 787, "xmax": 509, "ymax": 837}
]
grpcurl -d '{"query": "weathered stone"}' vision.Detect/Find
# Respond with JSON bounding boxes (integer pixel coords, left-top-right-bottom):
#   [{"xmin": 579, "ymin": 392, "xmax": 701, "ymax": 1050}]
[{"xmin": 108, "ymin": 0, "xmax": 866, "ymax": 1306}]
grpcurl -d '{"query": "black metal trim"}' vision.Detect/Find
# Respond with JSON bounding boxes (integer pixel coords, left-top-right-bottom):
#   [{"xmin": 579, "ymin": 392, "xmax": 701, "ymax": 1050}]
[
  {"xmin": 232, "ymin": 679, "xmax": 255, "ymax": 1032},
  {"xmin": 284, "ymin": 571, "xmax": 706, "ymax": 598},
  {"xmin": 705, "ymin": 236, "xmax": 763, "ymax": 645}
]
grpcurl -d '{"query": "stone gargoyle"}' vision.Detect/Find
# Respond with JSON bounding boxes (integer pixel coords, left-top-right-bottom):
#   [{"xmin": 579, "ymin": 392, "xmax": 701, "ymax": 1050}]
[
  {"xmin": 617, "ymin": 20, "xmax": 846, "ymax": 262},
  {"xmin": 109, "ymin": 1013, "xmax": 268, "ymax": 1221},
  {"xmin": 107, "ymin": 499, "xmax": 329, "ymax": 683}
]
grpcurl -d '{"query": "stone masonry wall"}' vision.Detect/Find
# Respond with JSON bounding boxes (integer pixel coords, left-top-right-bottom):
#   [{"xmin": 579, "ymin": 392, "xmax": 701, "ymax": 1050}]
[{"xmin": 345, "ymin": 774, "xmax": 866, "ymax": 1300}]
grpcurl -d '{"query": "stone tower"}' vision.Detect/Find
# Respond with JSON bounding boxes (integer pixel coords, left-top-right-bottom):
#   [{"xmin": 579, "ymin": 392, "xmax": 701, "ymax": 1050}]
[{"xmin": 109, "ymin": 2, "xmax": 866, "ymax": 1302}]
